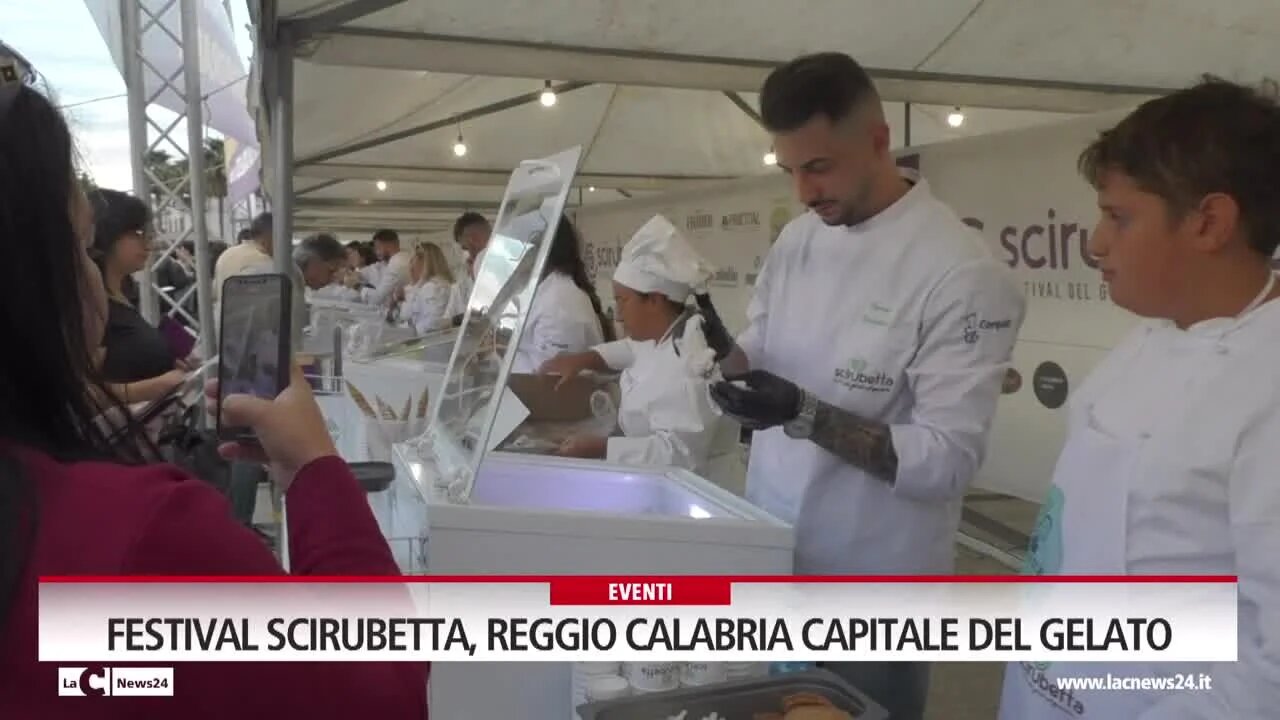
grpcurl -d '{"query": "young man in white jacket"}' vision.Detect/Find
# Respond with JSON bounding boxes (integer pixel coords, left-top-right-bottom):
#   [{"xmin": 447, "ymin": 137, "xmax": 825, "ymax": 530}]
[
  {"xmin": 360, "ymin": 228, "xmax": 412, "ymax": 308},
  {"xmin": 998, "ymin": 78, "xmax": 1280, "ymax": 720},
  {"xmin": 698, "ymin": 52, "xmax": 1027, "ymax": 719}
]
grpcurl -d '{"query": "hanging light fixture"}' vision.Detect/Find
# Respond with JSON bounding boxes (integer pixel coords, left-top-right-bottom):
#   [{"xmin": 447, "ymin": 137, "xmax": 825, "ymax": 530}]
[
  {"xmin": 375, "ymin": 179, "xmax": 388, "ymax": 191},
  {"xmin": 947, "ymin": 106, "xmax": 965, "ymax": 128},
  {"xmin": 539, "ymin": 80, "xmax": 557, "ymax": 107},
  {"xmin": 452, "ymin": 122, "xmax": 468, "ymax": 157},
  {"xmin": 763, "ymin": 148, "xmax": 777, "ymax": 166},
  {"xmin": 587, "ymin": 185, "xmax": 596, "ymax": 192}
]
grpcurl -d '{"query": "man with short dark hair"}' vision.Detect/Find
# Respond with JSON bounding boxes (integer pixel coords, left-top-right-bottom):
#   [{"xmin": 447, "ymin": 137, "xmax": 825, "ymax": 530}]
[
  {"xmin": 697, "ymin": 53, "xmax": 1026, "ymax": 718},
  {"xmin": 999, "ymin": 77, "xmax": 1280, "ymax": 720},
  {"xmin": 450, "ymin": 212, "xmax": 491, "ymax": 323},
  {"xmin": 360, "ymin": 228, "xmax": 411, "ymax": 307},
  {"xmin": 213, "ymin": 212, "xmax": 272, "ymax": 305},
  {"xmin": 453, "ymin": 211, "xmax": 490, "ymax": 276}
]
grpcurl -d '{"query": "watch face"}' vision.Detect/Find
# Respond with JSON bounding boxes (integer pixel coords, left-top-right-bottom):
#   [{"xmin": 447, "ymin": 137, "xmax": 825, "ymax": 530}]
[{"xmin": 784, "ymin": 418, "xmax": 813, "ymax": 439}]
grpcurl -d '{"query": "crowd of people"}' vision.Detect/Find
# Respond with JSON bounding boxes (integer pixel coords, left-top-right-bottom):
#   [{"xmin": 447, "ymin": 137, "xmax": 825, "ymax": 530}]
[{"xmin": 3, "ymin": 30, "xmax": 1279, "ymax": 720}]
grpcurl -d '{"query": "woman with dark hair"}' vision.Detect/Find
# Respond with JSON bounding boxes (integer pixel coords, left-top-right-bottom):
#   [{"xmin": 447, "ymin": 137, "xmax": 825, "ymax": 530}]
[
  {"xmin": 509, "ymin": 215, "xmax": 614, "ymax": 373},
  {"xmin": 539, "ymin": 215, "xmax": 721, "ymax": 473},
  {"xmin": 0, "ymin": 43, "xmax": 426, "ymax": 718},
  {"xmin": 87, "ymin": 188, "xmax": 187, "ymax": 402}
]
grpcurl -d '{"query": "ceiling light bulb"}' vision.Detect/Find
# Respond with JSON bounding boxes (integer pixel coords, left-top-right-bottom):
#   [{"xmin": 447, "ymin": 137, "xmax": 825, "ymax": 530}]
[
  {"xmin": 375, "ymin": 180, "xmax": 388, "ymax": 191},
  {"xmin": 763, "ymin": 150, "xmax": 777, "ymax": 166},
  {"xmin": 540, "ymin": 80, "xmax": 557, "ymax": 107},
  {"xmin": 453, "ymin": 134, "xmax": 468, "ymax": 157},
  {"xmin": 587, "ymin": 186, "xmax": 596, "ymax": 192},
  {"xmin": 947, "ymin": 107, "xmax": 965, "ymax": 128}
]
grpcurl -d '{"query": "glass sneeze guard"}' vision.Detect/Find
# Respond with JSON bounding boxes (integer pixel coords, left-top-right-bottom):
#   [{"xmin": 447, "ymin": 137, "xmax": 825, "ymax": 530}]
[{"xmin": 407, "ymin": 146, "xmax": 584, "ymax": 503}]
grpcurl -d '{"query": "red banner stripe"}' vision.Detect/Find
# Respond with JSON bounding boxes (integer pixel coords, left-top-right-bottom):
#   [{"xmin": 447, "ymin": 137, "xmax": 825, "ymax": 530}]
[
  {"xmin": 549, "ymin": 578, "xmax": 732, "ymax": 606},
  {"xmin": 37, "ymin": 575, "xmax": 1239, "ymax": 584}
]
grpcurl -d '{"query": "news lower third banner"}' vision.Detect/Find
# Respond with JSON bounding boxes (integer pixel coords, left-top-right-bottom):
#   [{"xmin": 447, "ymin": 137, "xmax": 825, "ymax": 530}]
[{"xmin": 39, "ymin": 576, "xmax": 1237, "ymax": 663}]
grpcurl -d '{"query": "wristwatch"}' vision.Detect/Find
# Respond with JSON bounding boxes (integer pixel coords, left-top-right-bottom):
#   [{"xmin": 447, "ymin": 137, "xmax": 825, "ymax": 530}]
[{"xmin": 784, "ymin": 390, "xmax": 819, "ymax": 439}]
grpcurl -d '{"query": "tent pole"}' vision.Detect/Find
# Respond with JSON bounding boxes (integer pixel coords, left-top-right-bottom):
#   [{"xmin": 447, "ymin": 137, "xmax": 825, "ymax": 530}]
[
  {"xmin": 904, "ymin": 102, "xmax": 912, "ymax": 147},
  {"xmin": 120, "ymin": 0, "xmax": 157, "ymax": 323},
  {"xmin": 271, "ymin": 28, "xmax": 295, "ymax": 273},
  {"xmin": 180, "ymin": 0, "xmax": 217, "ymax": 364}
]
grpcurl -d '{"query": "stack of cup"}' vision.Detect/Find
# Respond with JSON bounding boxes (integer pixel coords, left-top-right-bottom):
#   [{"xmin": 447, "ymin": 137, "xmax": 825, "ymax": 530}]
[
  {"xmin": 680, "ymin": 662, "xmax": 728, "ymax": 688},
  {"xmin": 584, "ymin": 675, "xmax": 630, "ymax": 702},
  {"xmin": 572, "ymin": 662, "xmax": 622, "ymax": 719},
  {"xmin": 625, "ymin": 661, "xmax": 681, "ymax": 695}
]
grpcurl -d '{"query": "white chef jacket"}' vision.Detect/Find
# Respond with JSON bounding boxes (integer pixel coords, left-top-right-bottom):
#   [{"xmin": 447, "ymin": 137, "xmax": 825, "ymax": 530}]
[
  {"xmin": 309, "ymin": 283, "xmax": 361, "ymax": 303},
  {"xmin": 737, "ymin": 173, "xmax": 1026, "ymax": 574},
  {"xmin": 999, "ymin": 297, "xmax": 1280, "ymax": 719},
  {"xmin": 510, "ymin": 271, "xmax": 604, "ymax": 374},
  {"xmin": 360, "ymin": 250, "xmax": 412, "ymax": 307},
  {"xmin": 402, "ymin": 279, "xmax": 455, "ymax": 334},
  {"xmin": 359, "ymin": 262, "xmax": 383, "ymax": 288},
  {"xmin": 593, "ymin": 319, "xmax": 719, "ymax": 475}
]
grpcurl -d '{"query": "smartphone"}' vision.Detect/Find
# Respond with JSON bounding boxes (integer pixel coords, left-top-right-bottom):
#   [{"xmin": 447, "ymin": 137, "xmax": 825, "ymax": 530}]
[{"xmin": 217, "ymin": 274, "xmax": 292, "ymax": 440}]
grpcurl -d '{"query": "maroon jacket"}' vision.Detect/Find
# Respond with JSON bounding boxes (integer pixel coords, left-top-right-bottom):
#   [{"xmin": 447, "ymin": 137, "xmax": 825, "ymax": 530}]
[{"xmin": 0, "ymin": 449, "xmax": 428, "ymax": 719}]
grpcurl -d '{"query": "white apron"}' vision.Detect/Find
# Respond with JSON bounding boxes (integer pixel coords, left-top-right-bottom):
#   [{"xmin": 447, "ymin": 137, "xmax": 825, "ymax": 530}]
[{"xmin": 1000, "ymin": 273, "xmax": 1275, "ymax": 719}]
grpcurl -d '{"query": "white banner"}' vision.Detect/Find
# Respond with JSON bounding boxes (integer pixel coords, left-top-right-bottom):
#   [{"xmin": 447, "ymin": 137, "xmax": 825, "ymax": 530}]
[
  {"xmin": 83, "ymin": 0, "xmax": 260, "ymax": 201},
  {"xmin": 40, "ymin": 578, "xmax": 1236, "ymax": 663},
  {"xmin": 575, "ymin": 110, "xmax": 1138, "ymax": 502}
]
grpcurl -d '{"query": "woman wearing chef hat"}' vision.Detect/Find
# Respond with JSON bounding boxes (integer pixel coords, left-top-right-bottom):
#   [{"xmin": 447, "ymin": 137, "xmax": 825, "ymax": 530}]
[
  {"xmin": 999, "ymin": 78, "xmax": 1280, "ymax": 718},
  {"xmin": 540, "ymin": 214, "xmax": 721, "ymax": 474}
]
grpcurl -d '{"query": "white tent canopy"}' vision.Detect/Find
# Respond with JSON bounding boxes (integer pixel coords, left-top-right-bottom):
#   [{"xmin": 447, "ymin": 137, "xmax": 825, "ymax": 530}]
[{"xmin": 249, "ymin": 0, "xmax": 1279, "ymax": 236}]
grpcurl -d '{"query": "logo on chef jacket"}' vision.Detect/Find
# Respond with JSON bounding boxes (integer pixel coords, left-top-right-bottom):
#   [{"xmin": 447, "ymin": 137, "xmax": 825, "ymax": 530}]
[
  {"xmin": 1018, "ymin": 661, "xmax": 1085, "ymax": 715},
  {"xmin": 685, "ymin": 212, "xmax": 714, "ymax": 233},
  {"xmin": 961, "ymin": 313, "xmax": 1013, "ymax": 344},
  {"xmin": 720, "ymin": 211, "xmax": 760, "ymax": 231},
  {"xmin": 834, "ymin": 357, "xmax": 894, "ymax": 392}
]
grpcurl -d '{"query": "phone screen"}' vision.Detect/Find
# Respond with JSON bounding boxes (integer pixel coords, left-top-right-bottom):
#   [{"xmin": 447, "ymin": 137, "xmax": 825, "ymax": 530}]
[{"xmin": 218, "ymin": 274, "xmax": 291, "ymax": 439}]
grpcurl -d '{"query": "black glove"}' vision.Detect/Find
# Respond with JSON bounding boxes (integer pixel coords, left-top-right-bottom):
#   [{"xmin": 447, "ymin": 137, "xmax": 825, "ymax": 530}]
[
  {"xmin": 694, "ymin": 293, "xmax": 734, "ymax": 361},
  {"xmin": 709, "ymin": 370, "xmax": 802, "ymax": 430}
]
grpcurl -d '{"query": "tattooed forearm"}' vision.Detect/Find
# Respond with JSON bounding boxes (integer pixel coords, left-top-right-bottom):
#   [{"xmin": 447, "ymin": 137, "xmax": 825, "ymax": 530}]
[{"xmin": 809, "ymin": 400, "xmax": 898, "ymax": 483}]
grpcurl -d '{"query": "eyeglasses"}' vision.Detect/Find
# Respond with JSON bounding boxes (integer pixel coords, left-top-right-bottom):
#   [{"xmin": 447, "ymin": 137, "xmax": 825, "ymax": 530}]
[{"xmin": 0, "ymin": 40, "xmax": 39, "ymax": 121}]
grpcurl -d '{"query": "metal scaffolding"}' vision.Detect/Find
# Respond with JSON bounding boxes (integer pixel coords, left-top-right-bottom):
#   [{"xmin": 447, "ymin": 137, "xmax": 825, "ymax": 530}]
[{"xmin": 119, "ymin": 0, "xmax": 217, "ymax": 362}]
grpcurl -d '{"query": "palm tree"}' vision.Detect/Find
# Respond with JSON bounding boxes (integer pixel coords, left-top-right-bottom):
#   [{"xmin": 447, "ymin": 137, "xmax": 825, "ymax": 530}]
[
  {"xmin": 143, "ymin": 149, "xmax": 183, "ymax": 206},
  {"xmin": 203, "ymin": 138, "xmax": 229, "ymax": 239}
]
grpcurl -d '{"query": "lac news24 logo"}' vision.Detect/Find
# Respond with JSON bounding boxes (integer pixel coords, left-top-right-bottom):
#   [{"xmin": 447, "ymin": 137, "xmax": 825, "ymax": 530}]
[{"xmin": 58, "ymin": 666, "xmax": 174, "ymax": 697}]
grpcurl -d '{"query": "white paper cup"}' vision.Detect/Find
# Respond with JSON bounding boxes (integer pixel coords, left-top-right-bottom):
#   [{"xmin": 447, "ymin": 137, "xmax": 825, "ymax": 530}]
[
  {"xmin": 625, "ymin": 662, "xmax": 680, "ymax": 692},
  {"xmin": 680, "ymin": 662, "xmax": 728, "ymax": 687},
  {"xmin": 584, "ymin": 674, "xmax": 630, "ymax": 701}
]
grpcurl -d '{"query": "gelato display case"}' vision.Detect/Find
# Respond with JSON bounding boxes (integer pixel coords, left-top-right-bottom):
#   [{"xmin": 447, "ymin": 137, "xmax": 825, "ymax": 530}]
[
  {"xmin": 368, "ymin": 147, "xmax": 795, "ymax": 719},
  {"xmin": 303, "ymin": 300, "xmax": 457, "ymax": 462}
]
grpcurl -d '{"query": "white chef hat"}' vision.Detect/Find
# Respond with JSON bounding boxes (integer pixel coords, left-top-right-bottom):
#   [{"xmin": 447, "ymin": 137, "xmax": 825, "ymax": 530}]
[{"xmin": 612, "ymin": 215, "xmax": 714, "ymax": 302}]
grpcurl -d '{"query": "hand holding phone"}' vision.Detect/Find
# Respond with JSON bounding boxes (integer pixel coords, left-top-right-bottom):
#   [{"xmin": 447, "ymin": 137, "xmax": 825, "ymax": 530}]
[
  {"xmin": 208, "ymin": 364, "xmax": 339, "ymax": 490},
  {"xmin": 217, "ymin": 273, "xmax": 293, "ymax": 441}
]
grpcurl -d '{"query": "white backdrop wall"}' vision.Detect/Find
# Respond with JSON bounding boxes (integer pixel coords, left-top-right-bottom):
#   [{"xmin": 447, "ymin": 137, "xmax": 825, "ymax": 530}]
[{"xmin": 574, "ymin": 108, "xmax": 1138, "ymax": 503}]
